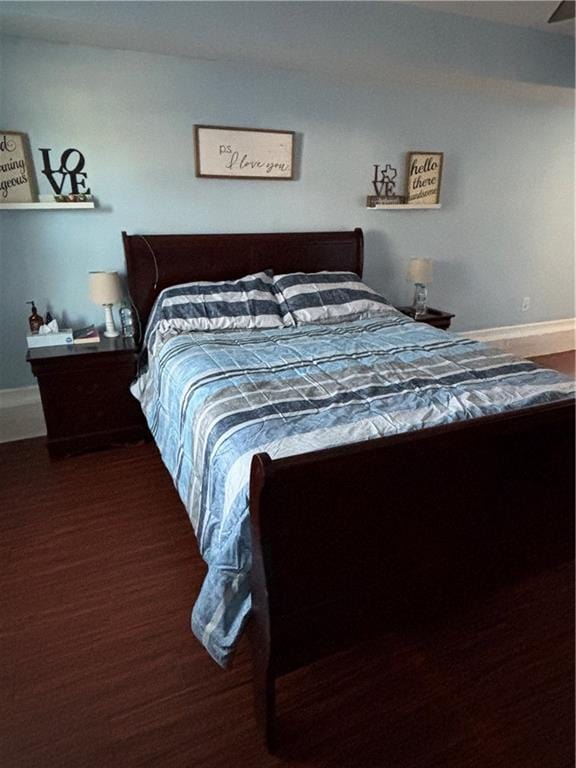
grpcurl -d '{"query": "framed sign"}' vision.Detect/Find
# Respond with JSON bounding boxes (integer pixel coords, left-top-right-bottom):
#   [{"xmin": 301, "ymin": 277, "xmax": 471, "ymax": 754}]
[
  {"xmin": 194, "ymin": 125, "xmax": 294, "ymax": 180},
  {"xmin": 406, "ymin": 151, "xmax": 443, "ymax": 204},
  {"xmin": 0, "ymin": 131, "xmax": 38, "ymax": 202}
]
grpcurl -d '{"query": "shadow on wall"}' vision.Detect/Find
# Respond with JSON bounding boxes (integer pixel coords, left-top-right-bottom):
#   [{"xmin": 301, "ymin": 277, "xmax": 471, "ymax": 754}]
[{"xmin": 362, "ymin": 229, "xmax": 393, "ymax": 299}]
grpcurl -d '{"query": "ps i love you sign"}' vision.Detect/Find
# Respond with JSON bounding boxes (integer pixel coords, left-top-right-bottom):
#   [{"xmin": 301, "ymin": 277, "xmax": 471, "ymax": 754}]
[{"xmin": 194, "ymin": 125, "xmax": 294, "ymax": 180}]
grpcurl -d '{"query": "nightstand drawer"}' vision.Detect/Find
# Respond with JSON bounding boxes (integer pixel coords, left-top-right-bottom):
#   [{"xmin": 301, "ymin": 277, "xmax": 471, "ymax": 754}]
[{"xmin": 37, "ymin": 365, "xmax": 141, "ymax": 439}]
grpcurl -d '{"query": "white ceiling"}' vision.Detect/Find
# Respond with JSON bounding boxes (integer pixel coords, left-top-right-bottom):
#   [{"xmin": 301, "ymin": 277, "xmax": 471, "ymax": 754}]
[{"xmin": 411, "ymin": 2, "xmax": 574, "ymax": 37}]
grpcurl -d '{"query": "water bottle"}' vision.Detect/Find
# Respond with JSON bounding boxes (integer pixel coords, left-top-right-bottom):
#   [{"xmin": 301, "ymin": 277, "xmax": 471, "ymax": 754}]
[{"xmin": 120, "ymin": 303, "xmax": 135, "ymax": 339}]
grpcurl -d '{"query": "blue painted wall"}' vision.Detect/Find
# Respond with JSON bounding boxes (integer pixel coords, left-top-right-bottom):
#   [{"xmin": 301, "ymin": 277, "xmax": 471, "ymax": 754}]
[{"xmin": 0, "ymin": 10, "xmax": 573, "ymax": 389}]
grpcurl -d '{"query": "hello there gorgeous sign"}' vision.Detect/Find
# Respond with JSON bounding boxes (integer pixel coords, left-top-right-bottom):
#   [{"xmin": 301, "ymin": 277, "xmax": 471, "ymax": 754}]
[
  {"xmin": 406, "ymin": 152, "xmax": 443, "ymax": 204},
  {"xmin": 194, "ymin": 125, "xmax": 294, "ymax": 180}
]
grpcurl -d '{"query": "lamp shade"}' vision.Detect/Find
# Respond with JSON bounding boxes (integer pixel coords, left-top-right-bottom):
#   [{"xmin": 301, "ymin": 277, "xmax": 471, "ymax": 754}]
[
  {"xmin": 89, "ymin": 271, "xmax": 122, "ymax": 305},
  {"xmin": 407, "ymin": 258, "xmax": 433, "ymax": 284}
]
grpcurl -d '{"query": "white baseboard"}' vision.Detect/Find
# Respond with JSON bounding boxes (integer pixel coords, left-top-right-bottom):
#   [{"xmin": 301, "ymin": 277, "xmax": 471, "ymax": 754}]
[
  {"xmin": 460, "ymin": 317, "xmax": 575, "ymax": 357},
  {"xmin": 0, "ymin": 385, "xmax": 46, "ymax": 443},
  {"xmin": 0, "ymin": 385, "xmax": 42, "ymax": 409},
  {"xmin": 0, "ymin": 319, "xmax": 573, "ymax": 444}
]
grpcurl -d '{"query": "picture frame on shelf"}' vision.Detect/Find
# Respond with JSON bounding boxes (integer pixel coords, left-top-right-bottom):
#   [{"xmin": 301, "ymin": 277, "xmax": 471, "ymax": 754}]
[
  {"xmin": 0, "ymin": 131, "xmax": 38, "ymax": 203},
  {"xmin": 406, "ymin": 151, "xmax": 443, "ymax": 205},
  {"xmin": 194, "ymin": 125, "xmax": 294, "ymax": 180}
]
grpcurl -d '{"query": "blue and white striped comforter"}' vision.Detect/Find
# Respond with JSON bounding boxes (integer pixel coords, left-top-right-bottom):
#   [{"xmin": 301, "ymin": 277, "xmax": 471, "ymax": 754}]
[{"xmin": 132, "ymin": 309, "xmax": 574, "ymax": 666}]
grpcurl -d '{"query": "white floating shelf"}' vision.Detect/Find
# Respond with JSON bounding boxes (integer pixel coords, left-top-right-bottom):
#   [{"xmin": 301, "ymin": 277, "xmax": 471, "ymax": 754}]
[
  {"xmin": 367, "ymin": 204, "xmax": 442, "ymax": 210},
  {"xmin": 0, "ymin": 195, "xmax": 95, "ymax": 210},
  {"xmin": 0, "ymin": 202, "xmax": 95, "ymax": 210}
]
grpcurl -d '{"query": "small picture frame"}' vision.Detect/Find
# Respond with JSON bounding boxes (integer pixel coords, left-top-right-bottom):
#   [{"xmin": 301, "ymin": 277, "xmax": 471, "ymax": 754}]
[
  {"xmin": 194, "ymin": 125, "xmax": 294, "ymax": 180},
  {"xmin": 0, "ymin": 131, "xmax": 38, "ymax": 202},
  {"xmin": 406, "ymin": 151, "xmax": 443, "ymax": 205}
]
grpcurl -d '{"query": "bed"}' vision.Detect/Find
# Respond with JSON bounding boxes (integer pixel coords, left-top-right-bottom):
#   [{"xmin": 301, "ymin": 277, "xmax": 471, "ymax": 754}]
[{"xmin": 123, "ymin": 229, "xmax": 574, "ymax": 751}]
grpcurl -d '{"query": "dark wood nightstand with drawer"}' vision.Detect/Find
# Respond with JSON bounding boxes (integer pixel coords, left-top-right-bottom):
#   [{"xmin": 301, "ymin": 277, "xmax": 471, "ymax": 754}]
[
  {"xmin": 396, "ymin": 306, "xmax": 455, "ymax": 330},
  {"xmin": 27, "ymin": 337, "xmax": 148, "ymax": 458}
]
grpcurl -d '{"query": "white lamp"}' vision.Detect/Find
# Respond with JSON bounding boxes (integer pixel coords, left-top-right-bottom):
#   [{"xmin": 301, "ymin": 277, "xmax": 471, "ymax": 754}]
[
  {"xmin": 407, "ymin": 258, "xmax": 433, "ymax": 318},
  {"xmin": 89, "ymin": 271, "xmax": 122, "ymax": 338}
]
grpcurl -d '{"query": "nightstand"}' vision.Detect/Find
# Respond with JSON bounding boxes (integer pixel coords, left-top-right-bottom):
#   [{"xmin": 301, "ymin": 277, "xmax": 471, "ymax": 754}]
[
  {"xmin": 397, "ymin": 306, "xmax": 455, "ymax": 330},
  {"xmin": 27, "ymin": 337, "xmax": 149, "ymax": 458}
]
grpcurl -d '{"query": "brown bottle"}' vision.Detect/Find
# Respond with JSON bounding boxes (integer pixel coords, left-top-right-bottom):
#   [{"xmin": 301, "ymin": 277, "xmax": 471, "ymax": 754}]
[{"xmin": 26, "ymin": 301, "xmax": 44, "ymax": 333}]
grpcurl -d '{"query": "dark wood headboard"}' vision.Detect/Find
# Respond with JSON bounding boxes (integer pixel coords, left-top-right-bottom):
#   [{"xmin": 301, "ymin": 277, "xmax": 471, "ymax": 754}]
[{"xmin": 122, "ymin": 229, "xmax": 364, "ymax": 337}]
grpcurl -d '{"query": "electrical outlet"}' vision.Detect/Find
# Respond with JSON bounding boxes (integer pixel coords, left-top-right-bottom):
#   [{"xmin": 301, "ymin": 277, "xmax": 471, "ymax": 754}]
[{"xmin": 521, "ymin": 296, "xmax": 531, "ymax": 312}]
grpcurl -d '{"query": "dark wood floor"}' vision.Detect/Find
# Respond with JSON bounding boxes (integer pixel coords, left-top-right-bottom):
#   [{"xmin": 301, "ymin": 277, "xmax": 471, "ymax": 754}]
[
  {"xmin": 528, "ymin": 350, "xmax": 575, "ymax": 378},
  {"xmin": 1, "ymin": 351, "xmax": 574, "ymax": 767}
]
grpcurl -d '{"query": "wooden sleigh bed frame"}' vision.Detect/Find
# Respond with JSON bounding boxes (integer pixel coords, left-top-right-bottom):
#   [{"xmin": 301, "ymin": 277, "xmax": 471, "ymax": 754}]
[{"xmin": 123, "ymin": 229, "xmax": 574, "ymax": 751}]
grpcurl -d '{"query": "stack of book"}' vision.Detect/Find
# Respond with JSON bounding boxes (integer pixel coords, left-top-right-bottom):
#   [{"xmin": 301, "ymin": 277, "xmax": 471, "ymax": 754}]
[{"xmin": 72, "ymin": 325, "xmax": 100, "ymax": 345}]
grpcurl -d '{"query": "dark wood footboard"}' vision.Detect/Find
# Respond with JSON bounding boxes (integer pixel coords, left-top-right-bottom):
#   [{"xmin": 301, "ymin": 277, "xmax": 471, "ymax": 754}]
[{"xmin": 249, "ymin": 399, "xmax": 575, "ymax": 751}]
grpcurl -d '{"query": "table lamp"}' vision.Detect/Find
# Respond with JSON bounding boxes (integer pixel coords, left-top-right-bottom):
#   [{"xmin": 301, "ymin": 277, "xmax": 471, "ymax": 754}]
[
  {"xmin": 89, "ymin": 271, "xmax": 122, "ymax": 337},
  {"xmin": 407, "ymin": 258, "xmax": 433, "ymax": 318}
]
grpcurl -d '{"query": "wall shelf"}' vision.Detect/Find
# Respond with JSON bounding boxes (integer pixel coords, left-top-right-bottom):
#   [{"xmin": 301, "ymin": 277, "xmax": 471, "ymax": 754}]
[
  {"xmin": 0, "ymin": 201, "xmax": 95, "ymax": 210},
  {"xmin": 367, "ymin": 203, "xmax": 442, "ymax": 210}
]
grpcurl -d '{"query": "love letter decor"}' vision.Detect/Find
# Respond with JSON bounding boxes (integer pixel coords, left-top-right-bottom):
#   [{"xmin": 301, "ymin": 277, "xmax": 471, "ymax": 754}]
[
  {"xmin": 38, "ymin": 147, "xmax": 91, "ymax": 196},
  {"xmin": 0, "ymin": 131, "xmax": 38, "ymax": 202},
  {"xmin": 194, "ymin": 125, "xmax": 294, "ymax": 180},
  {"xmin": 406, "ymin": 152, "xmax": 443, "ymax": 204},
  {"xmin": 366, "ymin": 162, "xmax": 405, "ymax": 207}
]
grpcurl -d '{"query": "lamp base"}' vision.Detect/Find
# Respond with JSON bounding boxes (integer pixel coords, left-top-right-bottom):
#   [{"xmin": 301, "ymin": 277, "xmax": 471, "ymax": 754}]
[
  {"xmin": 102, "ymin": 304, "xmax": 119, "ymax": 338},
  {"xmin": 412, "ymin": 283, "xmax": 428, "ymax": 318}
]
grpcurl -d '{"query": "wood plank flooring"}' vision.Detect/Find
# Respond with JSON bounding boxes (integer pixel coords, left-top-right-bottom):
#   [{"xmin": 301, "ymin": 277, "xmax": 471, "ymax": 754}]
[
  {"xmin": 1, "ymin": 351, "xmax": 574, "ymax": 767},
  {"xmin": 528, "ymin": 350, "xmax": 575, "ymax": 378}
]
